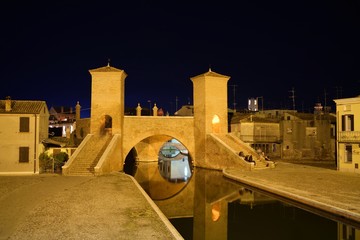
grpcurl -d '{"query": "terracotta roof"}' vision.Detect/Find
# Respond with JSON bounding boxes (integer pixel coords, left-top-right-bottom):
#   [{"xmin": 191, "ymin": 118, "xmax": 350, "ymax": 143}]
[{"xmin": 0, "ymin": 100, "xmax": 47, "ymax": 114}]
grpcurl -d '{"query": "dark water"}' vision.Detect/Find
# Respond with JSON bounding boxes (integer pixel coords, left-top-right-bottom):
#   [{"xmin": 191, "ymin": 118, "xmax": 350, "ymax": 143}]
[{"xmin": 125, "ymin": 159, "xmax": 359, "ymax": 240}]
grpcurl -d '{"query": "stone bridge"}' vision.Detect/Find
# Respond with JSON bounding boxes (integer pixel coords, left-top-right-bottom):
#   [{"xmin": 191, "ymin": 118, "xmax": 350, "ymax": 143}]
[{"xmin": 62, "ymin": 64, "xmax": 274, "ymax": 176}]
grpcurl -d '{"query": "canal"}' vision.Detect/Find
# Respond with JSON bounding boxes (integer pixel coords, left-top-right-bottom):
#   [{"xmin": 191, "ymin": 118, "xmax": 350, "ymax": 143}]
[{"xmin": 124, "ymin": 153, "xmax": 359, "ymax": 239}]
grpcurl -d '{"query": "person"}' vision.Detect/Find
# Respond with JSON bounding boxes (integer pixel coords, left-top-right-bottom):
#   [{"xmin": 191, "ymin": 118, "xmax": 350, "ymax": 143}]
[
  {"xmin": 244, "ymin": 154, "xmax": 255, "ymax": 165},
  {"xmin": 256, "ymin": 147, "xmax": 262, "ymax": 155},
  {"xmin": 239, "ymin": 151, "xmax": 245, "ymax": 158}
]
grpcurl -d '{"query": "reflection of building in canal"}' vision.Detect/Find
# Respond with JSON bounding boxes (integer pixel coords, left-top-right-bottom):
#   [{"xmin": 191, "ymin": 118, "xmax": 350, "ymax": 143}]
[
  {"xmin": 159, "ymin": 138, "xmax": 189, "ymax": 158},
  {"xmin": 158, "ymin": 138, "xmax": 191, "ymax": 182},
  {"xmin": 158, "ymin": 156, "xmax": 191, "ymax": 183}
]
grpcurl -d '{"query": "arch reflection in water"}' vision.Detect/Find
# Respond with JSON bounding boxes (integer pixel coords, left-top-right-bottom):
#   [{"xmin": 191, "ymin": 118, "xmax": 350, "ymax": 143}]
[
  {"xmin": 158, "ymin": 139, "xmax": 192, "ymax": 183},
  {"xmin": 128, "ymin": 139, "xmax": 193, "ymax": 201}
]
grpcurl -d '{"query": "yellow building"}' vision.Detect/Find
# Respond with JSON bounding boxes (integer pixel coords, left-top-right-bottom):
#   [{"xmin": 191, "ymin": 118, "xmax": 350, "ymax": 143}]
[
  {"xmin": 0, "ymin": 97, "xmax": 49, "ymax": 174},
  {"xmin": 334, "ymin": 96, "xmax": 360, "ymax": 174}
]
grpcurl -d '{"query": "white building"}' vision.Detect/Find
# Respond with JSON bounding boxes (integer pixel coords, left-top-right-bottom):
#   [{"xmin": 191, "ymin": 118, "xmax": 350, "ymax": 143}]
[
  {"xmin": 334, "ymin": 96, "xmax": 360, "ymax": 173},
  {"xmin": 0, "ymin": 97, "xmax": 49, "ymax": 174}
]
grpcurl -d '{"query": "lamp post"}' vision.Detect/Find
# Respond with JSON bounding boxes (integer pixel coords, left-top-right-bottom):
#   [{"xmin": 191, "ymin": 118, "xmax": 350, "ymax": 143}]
[{"xmin": 147, "ymin": 100, "xmax": 151, "ymax": 116}]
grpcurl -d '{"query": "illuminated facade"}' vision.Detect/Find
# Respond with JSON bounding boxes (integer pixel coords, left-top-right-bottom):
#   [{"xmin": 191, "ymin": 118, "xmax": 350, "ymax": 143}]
[
  {"xmin": 334, "ymin": 96, "xmax": 360, "ymax": 173},
  {"xmin": 63, "ymin": 65, "xmax": 271, "ymax": 175},
  {"xmin": 231, "ymin": 110, "xmax": 336, "ymax": 160},
  {"xmin": 0, "ymin": 97, "xmax": 49, "ymax": 174},
  {"xmin": 248, "ymin": 97, "xmax": 258, "ymax": 111}
]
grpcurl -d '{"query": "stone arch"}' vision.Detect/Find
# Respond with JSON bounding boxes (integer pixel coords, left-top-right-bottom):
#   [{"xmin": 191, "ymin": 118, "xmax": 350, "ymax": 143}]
[
  {"xmin": 123, "ymin": 131, "xmax": 194, "ymax": 167},
  {"xmin": 212, "ymin": 114, "xmax": 220, "ymax": 133}
]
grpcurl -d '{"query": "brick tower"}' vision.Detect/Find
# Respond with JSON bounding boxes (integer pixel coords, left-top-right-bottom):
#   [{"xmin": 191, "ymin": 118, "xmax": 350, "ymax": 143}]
[
  {"xmin": 89, "ymin": 64, "xmax": 127, "ymax": 135},
  {"xmin": 191, "ymin": 69, "xmax": 230, "ymax": 164}
]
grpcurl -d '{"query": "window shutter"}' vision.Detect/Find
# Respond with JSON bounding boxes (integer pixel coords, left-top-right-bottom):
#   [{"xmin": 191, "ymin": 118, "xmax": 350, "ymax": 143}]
[
  {"xmin": 341, "ymin": 115, "xmax": 345, "ymax": 131},
  {"xmin": 20, "ymin": 117, "xmax": 30, "ymax": 132},
  {"xmin": 19, "ymin": 147, "xmax": 29, "ymax": 163},
  {"xmin": 350, "ymin": 115, "xmax": 354, "ymax": 131}
]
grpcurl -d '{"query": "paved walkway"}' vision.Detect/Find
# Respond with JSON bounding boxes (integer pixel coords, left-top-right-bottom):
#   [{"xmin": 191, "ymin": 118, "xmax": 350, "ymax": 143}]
[
  {"xmin": 0, "ymin": 173, "xmax": 183, "ymax": 240},
  {"xmin": 2, "ymin": 161, "xmax": 360, "ymax": 239},
  {"xmin": 223, "ymin": 161, "xmax": 360, "ymax": 228}
]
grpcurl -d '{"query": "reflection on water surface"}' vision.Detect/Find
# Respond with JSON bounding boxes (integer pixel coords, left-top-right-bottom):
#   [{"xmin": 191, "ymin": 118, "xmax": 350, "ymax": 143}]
[{"xmin": 127, "ymin": 159, "xmax": 359, "ymax": 240}]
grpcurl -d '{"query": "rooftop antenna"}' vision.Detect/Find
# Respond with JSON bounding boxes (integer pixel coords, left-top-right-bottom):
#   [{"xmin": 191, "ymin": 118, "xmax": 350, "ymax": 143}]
[
  {"xmin": 335, "ymin": 86, "xmax": 343, "ymax": 98},
  {"xmin": 289, "ymin": 87, "xmax": 296, "ymax": 110},
  {"xmin": 175, "ymin": 96, "xmax": 178, "ymax": 111},
  {"xmin": 229, "ymin": 84, "xmax": 237, "ymax": 112}
]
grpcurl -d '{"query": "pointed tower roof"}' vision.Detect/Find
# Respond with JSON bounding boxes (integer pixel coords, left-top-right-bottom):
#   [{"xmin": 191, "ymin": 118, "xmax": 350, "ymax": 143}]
[
  {"xmin": 89, "ymin": 60, "xmax": 125, "ymax": 73},
  {"xmin": 89, "ymin": 65, "xmax": 124, "ymax": 72},
  {"xmin": 190, "ymin": 68, "xmax": 230, "ymax": 80}
]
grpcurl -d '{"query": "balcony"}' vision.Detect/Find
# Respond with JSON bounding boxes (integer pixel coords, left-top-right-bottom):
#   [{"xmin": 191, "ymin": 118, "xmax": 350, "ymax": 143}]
[
  {"xmin": 339, "ymin": 131, "xmax": 360, "ymax": 143},
  {"xmin": 240, "ymin": 134, "xmax": 281, "ymax": 143}
]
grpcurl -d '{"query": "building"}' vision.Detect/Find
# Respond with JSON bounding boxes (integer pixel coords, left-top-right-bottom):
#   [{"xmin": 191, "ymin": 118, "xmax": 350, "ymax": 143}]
[
  {"xmin": 230, "ymin": 113, "xmax": 281, "ymax": 158},
  {"xmin": 49, "ymin": 105, "xmax": 76, "ymax": 137},
  {"xmin": 281, "ymin": 111, "xmax": 335, "ymax": 160},
  {"xmin": 0, "ymin": 97, "xmax": 49, "ymax": 174},
  {"xmin": 334, "ymin": 95, "xmax": 360, "ymax": 173},
  {"xmin": 231, "ymin": 109, "xmax": 336, "ymax": 160},
  {"xmin": 248, "ymin": 97, "xmax": 259, "ymax": 112}
]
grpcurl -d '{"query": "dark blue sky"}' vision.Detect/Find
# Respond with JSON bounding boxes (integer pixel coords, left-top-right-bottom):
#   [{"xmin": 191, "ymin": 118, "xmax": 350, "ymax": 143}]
[{"xmin": 1, "ymin": 1, "xmax": 359, "ymax": 116}]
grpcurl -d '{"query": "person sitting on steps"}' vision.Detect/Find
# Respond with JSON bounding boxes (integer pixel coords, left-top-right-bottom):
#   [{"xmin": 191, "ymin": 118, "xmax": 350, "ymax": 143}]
[{"xmin": 244, "ymin": 154, "xmax": 256, "ymax": 165}]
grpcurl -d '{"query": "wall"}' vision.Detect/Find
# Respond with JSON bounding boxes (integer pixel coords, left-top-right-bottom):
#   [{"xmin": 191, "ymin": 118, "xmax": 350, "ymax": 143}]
[{"xmin": 0, "ymin": 113, "xmax": 48, "ymax": 174}]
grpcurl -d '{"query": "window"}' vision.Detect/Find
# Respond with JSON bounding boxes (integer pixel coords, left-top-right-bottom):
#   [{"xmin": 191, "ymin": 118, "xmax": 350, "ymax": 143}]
[
  {"xmin": 19, "ymin": 147, "xmax": 29, "ymax": 163},
  {"xmin": 105, "ymin": 115, "xmax": 112, "ymax": 128},
  {"xmin": 19, "ymin": 117, "xmax": 30, "ymax": 132},
  {"xmin": 341, "ymin": 115, "xmax": 354, "ymax": 131},
  {"xmin": 345, "ymin": 145, "xmax": 352, "ymax": 163},
  {"xmin": 212, "ymin": 115, "xmax": 220, "ymax": 133}
]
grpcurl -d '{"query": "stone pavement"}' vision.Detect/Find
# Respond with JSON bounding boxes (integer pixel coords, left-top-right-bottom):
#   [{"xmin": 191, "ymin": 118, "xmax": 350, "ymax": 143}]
[
  {"xmin": 0, "ymin": 173, "xmax": 183, "ymax": 240},
  {"xmin": 223, "ymin": 161, "xmax": 360, "ymax": 228},
  {"xmin": 2, "ymin": 161, "xmax": 360, "ymax": 239}
]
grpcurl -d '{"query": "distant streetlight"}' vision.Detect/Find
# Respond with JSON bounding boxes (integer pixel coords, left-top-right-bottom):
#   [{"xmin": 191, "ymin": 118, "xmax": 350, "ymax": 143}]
[{"xmin": 147, "ymin": 100, "xmax": 151, "ymax": 116}]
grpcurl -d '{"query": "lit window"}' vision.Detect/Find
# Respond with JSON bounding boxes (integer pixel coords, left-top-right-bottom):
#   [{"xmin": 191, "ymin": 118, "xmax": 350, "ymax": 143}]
[
  {"xmin": 211, "ymin": 202, "xmax": 221, "ymax": 221},
  {"xmin": 342, "ymin": 115, "xmax": 354, "ymax": 131},
  {"xmin": 212, "ymin": 115, "xmax": 220, "ymax": 124}
]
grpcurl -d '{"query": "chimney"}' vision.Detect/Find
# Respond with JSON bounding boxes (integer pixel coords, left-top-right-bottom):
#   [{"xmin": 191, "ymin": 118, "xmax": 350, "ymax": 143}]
[
  {"xmin": 76, "ymin": 101, "xmax": 81, "ymax": 120},
  {"xmin": 5, "ymin": 96, "xmax": 11, "ymax": 112}
]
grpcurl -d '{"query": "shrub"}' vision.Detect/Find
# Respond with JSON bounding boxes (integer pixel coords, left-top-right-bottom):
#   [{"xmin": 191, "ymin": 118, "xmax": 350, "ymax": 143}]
[
  {"xmin": 53, "ymin": 152, "xmax": 69, "ymax": 171},
  {"xmin": 39, "ymin": 152, "xmax": 52, "ymax": 172}
]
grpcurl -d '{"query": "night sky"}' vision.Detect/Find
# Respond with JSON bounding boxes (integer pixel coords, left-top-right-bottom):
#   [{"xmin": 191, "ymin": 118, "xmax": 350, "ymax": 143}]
[{"xmin": 1, "ymin": 1, "xmax": 359, "ymax": 117}]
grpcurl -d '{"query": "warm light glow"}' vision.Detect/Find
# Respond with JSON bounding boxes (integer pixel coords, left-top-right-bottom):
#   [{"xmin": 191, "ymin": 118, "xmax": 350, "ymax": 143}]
[
  {"xmin": 212, "ymin": 115, "xmax": 220, "ymax": 124},
  {"xmin": 211, "ymin": 202, "xmax": 221, "ymax": 221}
]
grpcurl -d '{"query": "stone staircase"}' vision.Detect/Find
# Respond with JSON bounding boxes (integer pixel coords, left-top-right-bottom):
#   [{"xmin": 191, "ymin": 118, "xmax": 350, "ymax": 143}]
[
  {"xmin": 213, "ymin": 133, "xmax": 270, "ymax": 169},
  {"xmin": 64, "ymin": 134, "xmax": 112, "ymax": 176}
]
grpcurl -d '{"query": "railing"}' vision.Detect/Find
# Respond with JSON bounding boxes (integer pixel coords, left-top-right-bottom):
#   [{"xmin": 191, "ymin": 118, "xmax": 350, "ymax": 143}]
[
  {"xmin": 240, "ymin": 135, "xmax": 280, "ymax": 142},
  {"xmin": 338, "ymin": 131, "xmax": 360, "ymax": 143}
]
